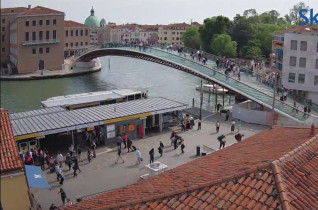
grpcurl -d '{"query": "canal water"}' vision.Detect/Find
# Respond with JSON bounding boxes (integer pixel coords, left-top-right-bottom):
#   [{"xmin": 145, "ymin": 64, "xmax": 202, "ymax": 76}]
[{"xmin": 1, "ymin": 56, "xmax": 233, "ymax": 113}]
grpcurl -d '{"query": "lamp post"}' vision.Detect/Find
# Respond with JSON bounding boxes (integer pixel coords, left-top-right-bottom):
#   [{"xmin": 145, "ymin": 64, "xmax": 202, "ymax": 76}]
[{"xmin": 271, "ymin": 72, "xmax": 277, "ymax": 128}]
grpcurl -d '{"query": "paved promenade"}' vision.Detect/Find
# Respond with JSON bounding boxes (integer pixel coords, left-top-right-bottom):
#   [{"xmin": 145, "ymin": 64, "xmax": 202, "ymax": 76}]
[{"xmin": 31, "ymin": 113, "xmax": 268, "ymax": 208}]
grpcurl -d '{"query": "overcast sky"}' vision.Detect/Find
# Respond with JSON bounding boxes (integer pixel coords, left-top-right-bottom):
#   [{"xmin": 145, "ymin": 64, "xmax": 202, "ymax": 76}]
[{"xmin": 3, "ymin": 0, "xmax": 318, "ymax": 25}]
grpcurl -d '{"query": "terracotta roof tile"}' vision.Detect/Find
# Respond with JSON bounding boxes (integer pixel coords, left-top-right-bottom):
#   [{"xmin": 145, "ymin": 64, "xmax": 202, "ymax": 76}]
[
  {"xmin": 63, "ymin": 127, "xmax": 318, "ymax": 210},
  {"xmin": 0, "ymin": 7, "xmax": 28, "ymax": 14},
  {"xmin": 64, "ymin": 20, "xmax": 88, "ymax": 28},
  {"xmin": 19, "ymin": 6, "xmax": 64, "ymax": 16},
  {"xmin": 0, "ymin": 109, "xmax": 23, "ymax": 172}
]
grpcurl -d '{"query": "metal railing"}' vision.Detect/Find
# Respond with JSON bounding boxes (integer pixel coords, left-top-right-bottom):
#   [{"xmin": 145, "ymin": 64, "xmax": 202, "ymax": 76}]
[{"xmin": 22, "ymin": 39, "xmax": 60, "ymax": 46}]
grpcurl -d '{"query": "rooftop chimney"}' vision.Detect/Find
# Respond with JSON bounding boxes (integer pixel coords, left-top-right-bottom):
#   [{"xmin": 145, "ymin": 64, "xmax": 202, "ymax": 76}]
[{"xmin": 28, "ymin": 5, "xmax": 31, "ymax": 9}]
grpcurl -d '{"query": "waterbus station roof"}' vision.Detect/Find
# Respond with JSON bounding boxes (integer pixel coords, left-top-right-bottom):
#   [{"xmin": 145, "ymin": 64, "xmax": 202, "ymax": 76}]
[
  {"xmin": 10, "ymin": 97, "xmax": 188, "ymax": 140},
  {"xmin": 41, "ymin": 89, "xmax": 143, "ymax": 108}
]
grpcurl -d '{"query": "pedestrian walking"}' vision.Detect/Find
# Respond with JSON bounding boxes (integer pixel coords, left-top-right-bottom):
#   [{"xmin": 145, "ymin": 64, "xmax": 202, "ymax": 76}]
[
  {"xmin": 116, "ymin": 134, "xmax": 123, "ymax": 149},
  {"xmin": 197, "ymin": 120, "xmax": 202, "ymax": 130},
  {"xmin": 237, "ymin": 119, "xmax": 241, "ymax": 132},
  {"xmin": 54, "ymin": 161, "xmax": 61, "ymax": 181},
  {"xmin": 69, "ymin": 144, "xmax": 74, "ymax": 157},
  {"xmin": 149, "ymin": 148, "xmax": 154, "ymax": 163},
  {"xmin": 77, "ymin": 146, "xmax": 82, "ymax": 162},
  {"xmin": 225, "ymin": 111, "xmax": 230, "ymax": 121},
  {"xmin": 135, "ymin": 148, "xmax": 142, "ymax": 165},
  {"xmin": 158, "ymin": 141, "xmax": 164, "ymax": 157},
  {"xmin": 216, "ymin": 121, "xmax": 220, "ymax": 133},
  {"xmin": 87, "ymin": 148, "xmax": 92, "ymax": 163},
  {"xmin": 303, "ymin": 106, "xmax": 307, "ymax": 118},
  {"xmin": 122, "ymin": 133, "xmax": 127, "ymax": 148},
  {"xmin": 235, "ymin": 133, "xmax": 244, "ymax": 142},
  {"xmin": 173, "ymin": 136, "xmax": 179, "ymax": 150},
  {"xmin": 127, "ymin": 137, "xmax": 133, "ymax": 152},
  {"xmin": 231, "ymin": 120, "xmax": 235, "ymax": 133},
  {"xmin": 39, "ymin": 151, "xmax": 45, "ymax": 170},
  {"xmin": 65, "ymin": 153, "xmax": 72, "ymax": 170},
  {"xmin": 115, "ymin": 147, "xmax": 124, "ymax": 164},
  {"xmin": 58, "ymin": 188, "xmax": 67, "ymax": 205},
  {"xmin": 72, "ymin": 156, "xmax": 81, "ymax": 177},
  {"xmin": 217, "ymin": 103, "xmax": 221, "ymax": 113},
  {"xmin": 56, "ymin": 152, "xmax": 64, "ymax": 168},
  {"xmin": 57, "ymin": 168, "xmax": 65, "ymax": 185},
  {"xmin": 180, "ymin": 139, "xmax": 185, "ymax": 154},
  {"xmin": 218, "ymin": 135, "xmax": 226, "ymax": 149},
  {"xmin": 292, "ymin": 101, "xmax": 297, "ymax": 112}
]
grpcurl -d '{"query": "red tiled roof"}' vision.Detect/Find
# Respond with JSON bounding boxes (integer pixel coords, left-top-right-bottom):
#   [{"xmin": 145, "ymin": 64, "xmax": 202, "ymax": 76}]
[
  {"xmin": 0, "ymin": 7, "xmax": 28, "ymax": 14},
  {"xmin": 274, "ymin": 25, "xmax": 318, "ymax": 35},
  {"xmin": 0, "ymin": 109, "xmax": 23, "ymax": 172},
  {"xmin": 64, "ymin": 20, "xmax": 88, "ymax": 28},
  {"xmin": 19, "ymin": 6, "xmax": 64, "ymax": 16},
  {"xmin": 63, "ymin": 127, "xmax": 318, "ymax": 209}
]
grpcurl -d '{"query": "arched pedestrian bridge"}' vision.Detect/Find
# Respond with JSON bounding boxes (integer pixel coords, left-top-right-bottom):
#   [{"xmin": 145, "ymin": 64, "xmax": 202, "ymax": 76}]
[{"xmin": 77, "ymin": 45, "xmax": 318, "ymax": 125}]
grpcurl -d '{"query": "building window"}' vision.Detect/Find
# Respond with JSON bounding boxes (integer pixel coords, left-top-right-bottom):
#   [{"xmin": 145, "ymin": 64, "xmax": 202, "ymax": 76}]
[
  {"xmin": 289, "ymin": 56, "xmax": 296, "ymax": 66},
  {"xmin": 39, "ymin": 20, "xmax": 43, "ymax": 26},
  {"xmin": 288, "ymin": 73, "xmax": 296, "ymax": 83},
  {"xmin": 39, "ymin": 31, "xmax": 43, "ymax": 40},
  {"xmin": 76, "ymin": 42, "xmax": 78, "ymax": 47},
  {"xmin": 53, "ymin": 30, "xmax": 56, "ymax": 39},
  {"xmin": 80, "ymin": 30, "xmax": 83, "ymax": 36},
  {"xmin": 25, "ymin": 32, "xmax": 29, "ymax": 41},
  {"xmin": 316, "ymin": 59, "xmax": 318, "ymax": 69},
  {"xmin": 32, "ymin": 31, "xmax": 36, "ymax": 41},
  {"xmin": 2, "ymin": 48, "xmax": 4, "ymax": 52},
  {"xmin": 1, "ymin": 27, "xmax": 4, "ymax": 31},
  {"xmin": 85, "ymin": 30, "xmax": 88, "ymax": 36},
  {"xmin": 71, "ymin": 30, "xmax": 73, "ymax": 36},
  {"xmin": 177, "ymin": 32, "xmax": 179, "ymax": 35},
  {"xmin": 46, "ymin": 31, "xmax": 50, "ymax": 39},
  {"xmin": 66, "ymin": 43, "xmax": 68, "ymax": 47},
  {"xmin": 2, "ymin": 19, "xmax": 5, "ymax": 23},
  {"xmin": 300, "ymin": 41, "xmax": 307, "ymax": 51},
  {"xmin": 299, "ymin": 57, "xmax": 306, "ymax": 68},
  {"xmin": 180, "ymin": 32, "xmax": 183, "ymax": 35},
  {"xmin": 46, "ymin": 47, "xmax": 50, "ymax": 53},
  {"xmin": 39, "ymin": 48, "xmax": 43, "ymax": 54},
  {"xmin": 32, "ymin": 48, "xmax": 36, "ymax": 54},
  {"xmin": 46, "ymin": 20, "xmax": 50, "ymax": 25},
  {"xmin": 176, "ymin": 37, "xmax": 179, "ymax": 40},
  {"xmin": 85, "ymin": 42, "xmax": 88, "ymax": 45},
  {"xmin": 298, "ymin": 74, "xmax": 305, "ymax": 84},
  {"xmin": 1, "ymin": 35, "xmax": 4, "ymax": 42},
  {"xmin": 315, "ymin": 76, "xmax": 318, "ymax": 86},
  {"xmin": 71, "ymin": 42, "xmax": 73, "ymax": 47},
  {"xmin": 66, "ymin": 30, "xmax": 68, "ymax": 37},
  {"xmin": 32, "ymin": 20, "xmax": 36, "ymax": 26},
  {"xmin": 76, "ymin": 30, "xmax": 78, "ymax": 36},
  {"xmin": 25, "ymin": 21, "xmax": 29, "ymax": 26},
  {"xmin": 290, "ymin": 40, "xmax": 297, "ymax": 50},
  {"xmin": 172, "ymin": 37, "xmax": 174, "ymax": 40},
  {"xmin": 164, "ymin": 37, "xmax": 167, "ymax": 40},
  {"xmin": 53, "ymin": 19, "xmax": 57, "ymax": 25},
  {"xmin": 172, "ymin": 32, "xmax": 175, "ymax": 35},
  {"xmin": 80, "ymin": 42, "xmax": 83, "ymax": 46}
]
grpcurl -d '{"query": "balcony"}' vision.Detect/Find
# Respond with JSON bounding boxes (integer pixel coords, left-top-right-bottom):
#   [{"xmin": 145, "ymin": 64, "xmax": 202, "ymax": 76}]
[{"xmin": 22, "ymin": 39, "xmax": 60, "ymax": 46}]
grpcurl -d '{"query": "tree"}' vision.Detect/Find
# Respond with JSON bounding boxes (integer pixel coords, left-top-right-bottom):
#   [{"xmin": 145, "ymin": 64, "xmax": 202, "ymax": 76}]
[
  {"xmin": 286, "ymin": 2, "xmax": 309, "ymax": 24},
  {"xmin": 229, "ymin": 17, "xmax": 253, "ymax": 54},
  {"xmin": 182, "ymin": 27, "xmax": 201, "ymax": 49},
  {"xmin": 210, "ymin": 34, "xmax": 237, "ymax": 57},
  {"xmin": 199, "ymin": 16, "xmax": 232, "ymax": 51},
  {"xmin": 243, "ymin": 9, "xmax": 257, "ymax": 17},
  {"xmin": 245, "ymin": 46, "xmax": 263, "ymax": 60}
]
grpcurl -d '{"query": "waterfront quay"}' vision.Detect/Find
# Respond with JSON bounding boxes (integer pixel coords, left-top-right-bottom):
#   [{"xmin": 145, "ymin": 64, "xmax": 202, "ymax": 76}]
[{"xmin": 31, "ymin": 113, "xmax": 267, "ymax": 208}]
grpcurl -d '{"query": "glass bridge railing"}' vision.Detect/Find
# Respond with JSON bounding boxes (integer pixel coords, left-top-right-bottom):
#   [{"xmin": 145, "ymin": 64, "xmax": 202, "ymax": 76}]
[{"xmin": 99, "ymin": 44, "xmax": 316, "ymax": 122}]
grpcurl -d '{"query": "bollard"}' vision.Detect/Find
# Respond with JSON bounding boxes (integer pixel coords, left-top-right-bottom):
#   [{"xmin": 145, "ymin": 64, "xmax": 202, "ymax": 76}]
[{"xmin": 196, "ymin": 145, "xmax": 200, "ymax": 156}]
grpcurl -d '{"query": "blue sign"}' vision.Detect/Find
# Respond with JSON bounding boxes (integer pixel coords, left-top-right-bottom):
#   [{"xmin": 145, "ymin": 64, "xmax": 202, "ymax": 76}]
[
  {"xmin": 25, "ymin": 165, "xmax": 50, "ymax": 189},
  {"xmin": 299, "ymin": 9, "xmax": 318, "ymax": 25}
]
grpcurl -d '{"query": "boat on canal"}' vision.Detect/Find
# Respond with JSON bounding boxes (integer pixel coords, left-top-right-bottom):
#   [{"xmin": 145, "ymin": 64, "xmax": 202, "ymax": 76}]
[
  {"xmin": 195, "ymin": 84, "xmax": 228, "ymax": 94},
  {"xmin": 41, "ymin": 89, "xmax": 148, "ymax": 110}
]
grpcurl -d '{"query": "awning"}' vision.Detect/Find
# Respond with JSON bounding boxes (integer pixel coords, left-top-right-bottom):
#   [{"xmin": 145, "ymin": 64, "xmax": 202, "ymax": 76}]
[{"xmin": 25, "ymin": 165, "xmax": 50, "ymax": 189}]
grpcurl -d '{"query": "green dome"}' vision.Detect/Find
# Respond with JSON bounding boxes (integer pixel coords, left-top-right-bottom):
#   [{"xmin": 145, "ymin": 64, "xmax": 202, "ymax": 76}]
[
  {"xmin": 85, "ymin": 15, "xmax": 100, "ymax": 27},
  {"xmin": 84, "ymin": 6, "xmax": 100, "ymax": 27}
]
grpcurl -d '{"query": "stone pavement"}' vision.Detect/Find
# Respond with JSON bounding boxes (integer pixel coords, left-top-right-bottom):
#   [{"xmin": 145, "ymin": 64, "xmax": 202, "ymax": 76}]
[{"xmin": 31, "ymin": 113, "xmax": 268, "ymax": 209}]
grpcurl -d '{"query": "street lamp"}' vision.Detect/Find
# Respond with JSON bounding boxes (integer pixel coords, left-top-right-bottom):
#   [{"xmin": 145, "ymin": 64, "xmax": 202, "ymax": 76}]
[{"xmin": 271, "ymin": 72, "xmax": 277, "ymax": 128}]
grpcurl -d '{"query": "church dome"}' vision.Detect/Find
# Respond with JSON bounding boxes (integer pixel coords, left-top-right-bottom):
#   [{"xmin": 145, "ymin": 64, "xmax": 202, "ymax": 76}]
[{"xmin": 84, "ymin": 6, "xmax": 100, "ymax": 27}]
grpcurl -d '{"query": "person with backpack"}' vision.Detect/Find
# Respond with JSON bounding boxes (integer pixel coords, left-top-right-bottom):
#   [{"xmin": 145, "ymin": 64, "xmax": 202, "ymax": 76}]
[
  {"xmin": 158, "ymin": 141, "xmax": 164, "ymax": 157},
  {"xmin": 116, "ymin": 134, "xmax": 123, "ymax": 149},
  {"xmin": 127, "ymin": 137, "xmax": 133, "ymax": 153},
  {"xmin": 218, "ymin": 135, "xmax": 226, "ymax": 149}
]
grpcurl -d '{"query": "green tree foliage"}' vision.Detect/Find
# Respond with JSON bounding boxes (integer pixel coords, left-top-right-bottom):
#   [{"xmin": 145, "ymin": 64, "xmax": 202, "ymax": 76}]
[
  {"xmin": 246, "ymin": 46, "xmax": 263, "ymax": 60},
  {"xmin": 182, "ymin": 27, "xmax": 201, "ymax": 49},
  {"xmin": 210, "ymin": 34, "xmax": 237, "ymax": 57},
  {"xmin": 199, "ymin": 16, "xmax": 232, "ymax": 51},
  {"xmin": 286, "ymin": 2, "xmax": 309, "ymax": 24}
]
